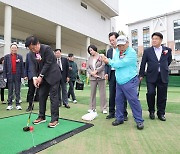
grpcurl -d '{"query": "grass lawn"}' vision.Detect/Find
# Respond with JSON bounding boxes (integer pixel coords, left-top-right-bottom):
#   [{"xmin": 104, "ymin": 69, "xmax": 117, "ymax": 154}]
[{"xmin": 0, "ymin": 85, "xmax": 180, "ymax": 154}]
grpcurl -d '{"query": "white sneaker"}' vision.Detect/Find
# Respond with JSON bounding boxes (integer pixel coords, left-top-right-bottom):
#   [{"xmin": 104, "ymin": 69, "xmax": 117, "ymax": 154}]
[
  {"xmin": 68, "ymin": 98, "xmax": 72, "ymax": 102},
  {"xmin": 19, "ymin": 100, "xmax": 22, "ymax": 103},
  {"xmin": 73, "ymin": 100, "xmax": 77, "ymax": 103},
  {"xmin": 6, "ymin": 105, "xmax": 13, "ymax": 110},
  {"xmin": 16, "ymin": 105, "xmax": 22, "ymax": 110},
  {"xmin": 103, "ymin": 110, "xmax": 108, "ymax": 114},
  {"xmin": 82, "ymin": 111, "xmax": 98, "ymax": 121},
  {"xmin": 88, "ymin": 109, "xmax": 96, "ymax": 113}
]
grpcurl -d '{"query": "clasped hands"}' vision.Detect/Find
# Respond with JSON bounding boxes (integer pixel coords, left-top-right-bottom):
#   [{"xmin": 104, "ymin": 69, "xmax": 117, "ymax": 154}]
[{"xmin": 33, "ymin": 76, "xmax": 42, "ymax": 88}]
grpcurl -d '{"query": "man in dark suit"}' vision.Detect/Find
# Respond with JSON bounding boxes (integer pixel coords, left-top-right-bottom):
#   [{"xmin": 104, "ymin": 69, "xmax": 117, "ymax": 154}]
[
  {"xmin": 24, "ymin": 52, "xmax": 39, "ymax": 112},
  {"xmin": 25, "ymin": 36, "xmax": 61, "ymax": 128},
  {"xmin": 54, "ymin": 49, "xmax": 70, "ymax": 108},
  {"xmin": 3, "ymin": 43, "xmax": 24, "ymax": 110},
  {"xmin": 139, "ymin": 32, "xmax": 172, "ymax": 121},
  {"xmin": 105, "ymin": 32, "xmax": 128, "ymax": 120}
]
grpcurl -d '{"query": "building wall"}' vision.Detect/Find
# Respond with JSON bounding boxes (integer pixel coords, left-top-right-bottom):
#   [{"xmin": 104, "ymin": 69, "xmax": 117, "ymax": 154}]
[
  {"xmin": 128, "ymin": 11, "xmax": 180, "ymax": 58},
  {"xmin": 102, "ymin": 0, "xmax": 119, "ymax": 13},
  {"xmin": 0, "ymin": 0, "xmax": 115, "ymax": 44}
]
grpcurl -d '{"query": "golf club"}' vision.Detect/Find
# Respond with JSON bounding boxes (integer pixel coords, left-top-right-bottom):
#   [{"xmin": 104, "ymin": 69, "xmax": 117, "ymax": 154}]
[
  {"xmin": 138, "ymin": 80, "xmax": 141, "ymax": 97},
  {"xmin": 23, "ymin": 87, "xmax": 37, "ymax": 132}
]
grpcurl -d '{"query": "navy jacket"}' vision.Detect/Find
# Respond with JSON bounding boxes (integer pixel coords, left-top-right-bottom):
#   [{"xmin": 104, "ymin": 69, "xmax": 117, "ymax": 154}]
[
  {"xmin": 105, "ymin": 48, "xmax": 114, "ymax": 81},
  {"xmin": 139, "ymin": 46, "xmax": 172, "ymax": 83},
  {"xmin": 3, "ymin": 54, "xmax": 24, "ymax": 81},
  {"xmin": 25, "ymin": 52, "xmax": 34, "ymax": 80}
]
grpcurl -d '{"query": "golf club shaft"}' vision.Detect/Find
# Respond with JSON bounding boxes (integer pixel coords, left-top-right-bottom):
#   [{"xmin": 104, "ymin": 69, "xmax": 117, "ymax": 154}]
[{"xmin": 27, "ymin": 87, "xmax": 38, "ymax": 126}]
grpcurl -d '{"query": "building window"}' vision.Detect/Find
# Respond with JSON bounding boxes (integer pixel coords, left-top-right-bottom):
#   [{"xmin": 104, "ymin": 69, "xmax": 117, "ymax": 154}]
[
  {"xmin": 143, "ymin": 27, "xmax": 150, "ymax": 50},
  {"xmin": 131, "ymin": 29, "xmax": 138, "ymax": 52},
  {"xmin": 81, "ymin": 2, "xmax": 87, "ymax": 9},
  {"xmin": 174, "ymin": 19, "xmax": 180, "ymax": 50}
]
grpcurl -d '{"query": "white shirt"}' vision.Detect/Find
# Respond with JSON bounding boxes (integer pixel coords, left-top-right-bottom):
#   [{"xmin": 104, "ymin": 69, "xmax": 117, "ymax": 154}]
[
  {"xmin": 111, "ymin": 48, "xmax": 116, "ymax": 70},
  {"xmin": 92, "ymin": 58, "xmax": 96, "ymax": 70},
  {"xmin": 153, "ymin": 46, "xmax": 162, "ymax": 72},
  {"xmin": 154, "ymin": 46, "xmax": 162, "ymax": 61},
  {"xmin": 57, "ymin": 58, "xmax": 63, "ymax": 71}
]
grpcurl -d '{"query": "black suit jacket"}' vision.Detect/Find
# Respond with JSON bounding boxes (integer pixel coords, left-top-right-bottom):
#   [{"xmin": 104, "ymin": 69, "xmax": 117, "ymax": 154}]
[
  {"xmin": 105, "ymin": 48, "xmax": 114, "ymax": 81},
  {"xmin": 139, "ymin": 46, "xmax": 172, "ymax": 83},
  {"xmin": 59, "ymin": 57, "xmax": 69, "ymax": 82},
  {"xmin": 29, "ymin": 44, "xmax": 61, "ymax": 85}
]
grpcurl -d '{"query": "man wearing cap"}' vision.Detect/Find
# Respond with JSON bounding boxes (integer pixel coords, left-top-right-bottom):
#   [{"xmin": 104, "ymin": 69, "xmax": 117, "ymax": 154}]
[
  {"xmin": 102, "ymin": 35, "xmax": 144, "ymax": 130},
  {"xmin": 105, "ymin": 32, "xmax": 128, "ymax": 120}
]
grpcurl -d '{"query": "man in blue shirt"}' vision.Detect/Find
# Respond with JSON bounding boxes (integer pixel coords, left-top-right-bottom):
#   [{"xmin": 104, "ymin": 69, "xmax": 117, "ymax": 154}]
[{"xmin": 102, "ymin": 35, "xmax": 144, "ymax": 130}]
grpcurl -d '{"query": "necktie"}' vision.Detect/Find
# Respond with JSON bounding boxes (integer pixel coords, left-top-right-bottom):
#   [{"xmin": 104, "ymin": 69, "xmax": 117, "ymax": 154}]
[{"xmin": 57, "ymin": 58, "xmax": 63, "ymax": 71}]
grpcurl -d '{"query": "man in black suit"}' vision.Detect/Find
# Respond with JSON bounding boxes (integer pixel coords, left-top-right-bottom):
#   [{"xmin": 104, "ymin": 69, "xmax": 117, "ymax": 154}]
[
  {"xmin": 139, "ymin": 32, "xmax": 172, "ymax": 121},
  {"xmin": 105, "ymin": 32, "xmax": 128, "ymax": 120},
  {"xmin": 54, "ymin": 49, "xmax": 70, "ymax": 109},
  {"xmin": 25, "ymin": 36, "xmax": 61, "ymax": 128}
]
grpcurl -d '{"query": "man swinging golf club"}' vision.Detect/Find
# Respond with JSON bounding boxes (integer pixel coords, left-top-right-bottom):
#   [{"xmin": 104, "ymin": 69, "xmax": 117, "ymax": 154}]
[{"xmin": 25, "ymin": 36, "xmax": 61, "ymax": 128}]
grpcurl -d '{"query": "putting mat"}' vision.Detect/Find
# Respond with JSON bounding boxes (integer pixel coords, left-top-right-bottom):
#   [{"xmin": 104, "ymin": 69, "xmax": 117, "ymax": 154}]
[{"xmin": 0, "ymin": 113, "xmax": 93, "ymax": 153}]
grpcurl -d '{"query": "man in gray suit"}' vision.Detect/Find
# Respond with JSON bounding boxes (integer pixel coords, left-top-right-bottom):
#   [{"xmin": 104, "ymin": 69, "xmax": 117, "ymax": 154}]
[
  {"xmin": 3, "ymin": 43, "xmax": 24, "ymax": 110},
  {"xmin": 25, "ymin": 36, "xmax": 61, "ymax": 128}
]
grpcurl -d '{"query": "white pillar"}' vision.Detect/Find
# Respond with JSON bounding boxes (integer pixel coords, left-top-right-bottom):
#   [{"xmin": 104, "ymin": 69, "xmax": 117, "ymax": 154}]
[
  {"xmin": 56, "ymin": 25, "xmax": 61, "ymax": 49},
  {"xmin": 86, "ymin": 37, "xmax": 90, "ymax": 50},
  {"xmin": 4, "ymin": 5, "xmax": 12, "ymax": 55},
  {"xmin": 86, "ymin": 37, "xmax": 90, "ymax": 57}
]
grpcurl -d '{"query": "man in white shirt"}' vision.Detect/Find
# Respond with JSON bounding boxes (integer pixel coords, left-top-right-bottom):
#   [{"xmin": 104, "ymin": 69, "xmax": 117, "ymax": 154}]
[{"xmin": 139, "ymin": 32, "xmax": 172, "ymax": 121}]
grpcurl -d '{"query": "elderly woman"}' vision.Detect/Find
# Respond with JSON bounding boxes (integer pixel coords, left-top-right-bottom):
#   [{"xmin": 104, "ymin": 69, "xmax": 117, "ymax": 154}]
[{"xmin": 87, "ymin": 45, "xmax": 107, "ymax": 114}]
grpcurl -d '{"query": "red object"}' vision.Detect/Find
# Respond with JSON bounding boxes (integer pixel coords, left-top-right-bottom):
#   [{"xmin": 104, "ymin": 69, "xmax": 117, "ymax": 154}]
[
  {"xmin": 29, "ymin": 126, "xmax": 34, "ymax": 132},
  {"xmin": 11, "ymin": 54, "xmax": 16, "ymax": 74},
  {"xmin": 81, "ymin": 62, "xmax": 86, "ymax": 68}
]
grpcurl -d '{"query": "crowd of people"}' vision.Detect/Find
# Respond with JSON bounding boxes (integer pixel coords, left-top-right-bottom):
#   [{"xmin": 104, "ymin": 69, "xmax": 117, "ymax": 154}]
[{"xmin": 0, "ymin": 32, "xmax": 172, "ymax": 129}]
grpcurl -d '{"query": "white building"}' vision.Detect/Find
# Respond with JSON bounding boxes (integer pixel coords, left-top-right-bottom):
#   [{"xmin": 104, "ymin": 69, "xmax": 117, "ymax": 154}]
[
  {"xmin": 127, "ymin": 10, "xmax": 180, "ymax": 61},
  {"xmin": 0, "ymin": 0, "xmax": 119, "ymax": 68}
]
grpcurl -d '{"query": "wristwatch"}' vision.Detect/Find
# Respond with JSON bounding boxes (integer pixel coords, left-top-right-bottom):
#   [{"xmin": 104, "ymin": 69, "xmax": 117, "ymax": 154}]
[{"xmin": 39, "ymin": 74, "xmax": 44, "ymax": 78}]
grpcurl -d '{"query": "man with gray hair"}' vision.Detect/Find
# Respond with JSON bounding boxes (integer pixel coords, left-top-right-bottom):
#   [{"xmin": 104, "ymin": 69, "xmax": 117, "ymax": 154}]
[{"xmin": 102, "ymin": 35, "xmax": 144, "ymax": 130}]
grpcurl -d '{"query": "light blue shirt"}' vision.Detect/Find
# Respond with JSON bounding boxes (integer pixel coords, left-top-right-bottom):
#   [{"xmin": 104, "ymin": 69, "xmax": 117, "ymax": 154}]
[{"xmin": 109, "ymin": 47, "xmax": 138, "ymax": 85}]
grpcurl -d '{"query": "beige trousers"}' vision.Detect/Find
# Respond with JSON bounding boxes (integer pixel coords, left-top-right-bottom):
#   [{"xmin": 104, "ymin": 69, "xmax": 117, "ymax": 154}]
[{"xmin": 89, "ymin": 80, "xmax": 107, "ymax": 111}]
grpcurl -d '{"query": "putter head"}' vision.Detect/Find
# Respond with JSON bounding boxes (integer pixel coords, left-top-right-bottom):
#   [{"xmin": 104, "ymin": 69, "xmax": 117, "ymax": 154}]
[{"xmin": 23, "ymin": 126, "xmax": 30, "ymax": 131}]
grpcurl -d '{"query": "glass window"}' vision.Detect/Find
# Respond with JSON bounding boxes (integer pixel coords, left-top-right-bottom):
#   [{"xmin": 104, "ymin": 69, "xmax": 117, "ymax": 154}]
[
  {"xmin": 143, "ymin": 27, "xmax": 150, "ymax": 50},
  {"xmin": 174, "ymin": 19, "xmax": 180, "ymax": 50},
  {"xmin": 131, "ymin": 29, "xmax": 138, "ymax": 52}
]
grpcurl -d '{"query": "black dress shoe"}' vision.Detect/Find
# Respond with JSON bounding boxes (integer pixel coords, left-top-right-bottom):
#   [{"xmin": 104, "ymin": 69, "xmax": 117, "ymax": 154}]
[
  {"xmin": 64, "ymin": 104, "xmax": 70, "ymax": 109},
  {"xmin": 149, "ymin": 112, "xmax": 155, "ymax": 120},
  {"xmin": 124, "ymin": 116, "xmax": 128, "ymax": 121},
  {"xmin": 112, "ymin": 119, "xmax": 124, "ymax": 126},
  {"xmin": 137, "ymin": 122, "xmax": 144, "ymax": 130},
  {"xmin": 158, "ymin": 115, "xmax": 166, "ymax": 121},
  {"xmin": 106, "ymin": 114, "xmax": 115, "ymax": 119},
  {"xmin": 26, "ymin": 106, "xmax": 33, "ymax": 112}
]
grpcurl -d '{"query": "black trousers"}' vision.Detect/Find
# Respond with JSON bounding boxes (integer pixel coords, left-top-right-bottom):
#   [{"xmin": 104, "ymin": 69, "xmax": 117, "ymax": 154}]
[
  {"xmin": 68, "ymin": 81, "xmax": 76, "ymax": 101},
  {"xmin": 26, "ymin": 79, "xmax": 39, "ymax": 106},
  {"xmin": 109, "ymin": 70, "xmax": 128, "ymax": 116},
  {"xmin": 146, "ymin": 73, "xmax": 168, "ymax": 116},
  {"xmin": 38, "ymin": 80, "xmax": 60, "ymax": 122},
  {"xmin": 1, "ymin": 88, "xmax": 5, "ymax": 101}
]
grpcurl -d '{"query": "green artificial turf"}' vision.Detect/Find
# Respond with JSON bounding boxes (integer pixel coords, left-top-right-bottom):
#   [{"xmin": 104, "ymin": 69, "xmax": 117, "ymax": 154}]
[{"xmin": 0, "ymin": 113, "xmax": 91, "ymax": 154}]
